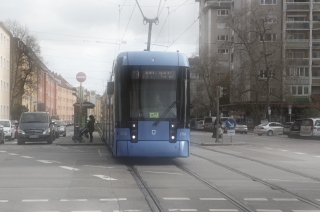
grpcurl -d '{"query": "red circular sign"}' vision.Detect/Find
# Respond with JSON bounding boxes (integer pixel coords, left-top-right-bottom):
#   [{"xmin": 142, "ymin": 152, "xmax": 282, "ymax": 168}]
[{"xmin": 76, "ymin": 72, "xmax": 86, "ymax": 82}]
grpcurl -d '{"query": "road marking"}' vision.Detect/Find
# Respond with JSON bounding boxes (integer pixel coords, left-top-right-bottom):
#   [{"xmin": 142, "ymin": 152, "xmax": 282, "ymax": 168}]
[
  {"xmin": 317, "ymin": 199, "xmax": 320, "ymax": 201},
  {"xmin": 59, "ymin": 166, "xmax": 79, "ymax": 171},
  {"xmin": 93, "ymin": 175, "xmax": 117, "ymax": 181},
  {"xmin": 22, "ymin": 199, "xmax": 49, "ymax": 202},
  {"xmin": 264, "ymin": 147, "xmax": 273, "ymax": 150},
  {"xmin": 278, "ymin": 149, "xmax": 288, "ymax": 152},
  {"xmin": 37, "ymin": 160, "xmax": 61, "ymax": 164},
  {"xmin": 60, "ymin": 199, "xmax": 87, "ymax": 202},
  {"xmin": 273, "ymin": 198, "xmax": 299, "ymax": 201},
  {"xmin": 244, "ymin": 198, "xmax": 268, "ymax": 201},
  {"xmin": 76, "ymin": 150, "xmax": 84, "ymax": 152},
  {"xmin": 200, "ymin": 198, "xmax": 226, "ymax": 200},
  {"xmin": 163, "ymin": 198, "xmax": 190, "ymax": 200},
  {"xmin": 113, "ymin": 210, "xmax": 143, "ymax": 212},
  {"xmin": 84, "ymin": 165, "xmax": 114, "ymax": 168},
  {"xmin": 21, "ymin": 156, "xmax": 33, "ymax": 158},
  {"xmin": 0, "ymin": 200, "xmax": 8, "ymax": 202},
  {"xmin": 169, "ymin": 210, "xmax": 197, "ymax": 212},
  {"xmin": 71, "ymin": 211, "xmax": 101, "ymax": 212},
  {"xmin": 0, "ymin": 151, "xmax": 6, "ymax": 153},
  {"xmin": 257, "ymin": 210, "xmax": 282, "ymax": 212},
  {"xmin": 8, "ymin": 153, "xmax": 18, "ymax": 155},
  {"xmin": 293, "ymin": 152, "xmax": 305, "ymax": 155},
  {"xmin": 315, "ymin": 156, "xmax": 320, "ymax": 158},
  {"xmin": 143, "ymin": 171, "xmax": 183, "ymax": 175},
  {"xmin": 100, "ymin": 198, "xmax": 127, "ymax": 201},
  {"xmin": 209, "ymin": 210, "xmax": 238, "ymax": 212}
]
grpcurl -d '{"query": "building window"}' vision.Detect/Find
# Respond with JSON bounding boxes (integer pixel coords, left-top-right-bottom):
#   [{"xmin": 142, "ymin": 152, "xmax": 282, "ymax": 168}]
[
  {"xmin": 291, "ymin": 85, "xmax": 308, "ymax": 95},
  {"xmin": 288, "ymin": 52, "xmax": 304, "ymax": 59},
  {"xmin": 218, "ymin": 9, "xmax": 229, "ymax": 16},
  {"xmin": 287, "ymin": 16, "xmax": 305, "ymax": 22},
  {"xmin": 263, "ymin": 15, "xmax": 277, "ymax": 24},
  {"xmin": 313, "ymin": 51, "xmax": 320, "ymax": 58},
  {"xmin": 218, "ymin": 48, "xmax": 229, "ymax": 54},
  {"xmin": 261, "ymin": 0, "xmax": 277, "ymax": 5},
  {"xmin": 288, "ymin": 33, "xmax": 304, "ymax": 40},
  {"xmin": 218, "ymin": 35, "xmax": 229, "ymax": 41},
  {"xmin": 259, "ymin": 70, "xmax": 275, "ymax": 79},
  {"xmin": 260, "ymin": 34, "xmax": 277, "ymax": 42},
  {"xmin": 289, "ymin": 67, "xmax": 309, "ymax": 77}
]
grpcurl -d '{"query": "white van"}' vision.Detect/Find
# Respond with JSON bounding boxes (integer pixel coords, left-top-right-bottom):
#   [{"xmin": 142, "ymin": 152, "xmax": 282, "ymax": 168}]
[
  {"xmin": 0, "ymin": 119, "xmax": 15, "ymax": 141},
  {"xmin": 203, "ymin": 116, "xmax": 216, "ymax": 131},
  {"xmin": 300, "ymin": 118, "xmax": 320, "ymax": 138}
]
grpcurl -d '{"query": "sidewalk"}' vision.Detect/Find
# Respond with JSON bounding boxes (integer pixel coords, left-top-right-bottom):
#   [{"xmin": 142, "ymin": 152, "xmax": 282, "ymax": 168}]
[
  {"xmin": 56, "ymin": 131, "xmax": 105, "ymax": 146},
  {"xmin": 190, "ymin": 130, "xmax": 247, "ymax": 146}
]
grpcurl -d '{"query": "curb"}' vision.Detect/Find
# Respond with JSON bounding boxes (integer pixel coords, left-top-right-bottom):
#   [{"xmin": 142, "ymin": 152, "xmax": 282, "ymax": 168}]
[{"xmin": 56, "ymin": 143, "xmax": 105, "ymax": 146}]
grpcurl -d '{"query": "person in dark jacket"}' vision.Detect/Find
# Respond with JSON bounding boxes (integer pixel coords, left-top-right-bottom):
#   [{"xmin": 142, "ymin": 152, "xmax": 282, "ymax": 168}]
[{"xmin": 87, "ymin": 115, "xmax": 95, "ymax": 143}]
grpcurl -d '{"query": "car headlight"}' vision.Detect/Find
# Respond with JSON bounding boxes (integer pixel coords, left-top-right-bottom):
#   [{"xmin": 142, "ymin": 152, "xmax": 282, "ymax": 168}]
[
  {"xmin": 18, "ymin": 129, "xmax": 25, "ymax": 134},
  {"xmin": 43, "ymin": 128, "xmax": 51, "ymax": 134}
]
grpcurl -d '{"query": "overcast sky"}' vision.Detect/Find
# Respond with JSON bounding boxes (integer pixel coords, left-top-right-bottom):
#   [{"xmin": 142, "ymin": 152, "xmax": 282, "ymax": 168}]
[{"xmin": 0, "ymin": 0, "xmax": 199, "ymax": 95}]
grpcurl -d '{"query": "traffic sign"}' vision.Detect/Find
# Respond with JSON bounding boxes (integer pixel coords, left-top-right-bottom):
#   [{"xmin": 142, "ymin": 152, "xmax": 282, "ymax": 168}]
[
  {"xmin": 76, "ymin": 72, "xmax": 86, "ymax": 82},
  {"xmin": 227, "ymin": 130, "xmax": 235, "ymax": 136},
  {"xmin": 225, "ymin": 118, "xmax": 236, "ymax": 130}
]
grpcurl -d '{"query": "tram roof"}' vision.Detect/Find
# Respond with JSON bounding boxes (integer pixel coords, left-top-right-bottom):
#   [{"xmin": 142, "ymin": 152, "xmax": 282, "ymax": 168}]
[{"xmin": 117, "ymin": 51, "xmax": 190, "ymax": 67}]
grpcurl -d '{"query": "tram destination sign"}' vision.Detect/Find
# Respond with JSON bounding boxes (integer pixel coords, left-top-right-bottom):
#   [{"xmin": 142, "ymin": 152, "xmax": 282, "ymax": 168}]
[{"xmin": 142, "ymin": 70, "xmax": 176, "ymax": 80}]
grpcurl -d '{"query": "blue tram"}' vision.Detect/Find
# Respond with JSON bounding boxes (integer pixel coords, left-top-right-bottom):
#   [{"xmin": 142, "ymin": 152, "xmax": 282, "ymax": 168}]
[{"xmin": 105, "ymin": 51, "xmax": 190, "ymax": 157}]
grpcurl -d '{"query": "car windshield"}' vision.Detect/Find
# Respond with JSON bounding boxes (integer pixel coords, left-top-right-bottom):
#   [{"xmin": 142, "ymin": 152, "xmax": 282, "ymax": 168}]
[
  {"xmin": 55, "ymin": 120, "xmax": 65, "ymax": 126},
  {"xmin": 20, "ymin": 113, "xmax": 48, "ymax": 123},
  {"xmin": 259, "ymin": 123, "xmax": 268, "ymax": 126},
  {"xmin": 0, "ymin": 121, "xmax": 10, "ymax": 127}
]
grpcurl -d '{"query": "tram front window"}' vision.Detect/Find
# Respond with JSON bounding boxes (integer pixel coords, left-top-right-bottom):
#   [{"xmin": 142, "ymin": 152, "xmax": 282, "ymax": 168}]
[{"xmin": 129, "ymin": 67, "xmax": 177, "ymax": 119}]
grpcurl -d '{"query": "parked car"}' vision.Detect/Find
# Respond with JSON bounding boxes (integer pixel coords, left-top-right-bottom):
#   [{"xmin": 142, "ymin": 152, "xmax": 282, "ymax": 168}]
[
  {"xmin": 235, "ymin": 124, "xmax": 248, "ymax": 134},
  {"xmin": 253, "ymin": 122, "xmax": 283, "ymax": 136},
  {"xmin": 220, "ymin": 117, "xmax": 230, "ymax": 132},
  {"xmin": 54, "ymin": 120, "xmax": 67, "ymax": 137},
  {"xmin": 283, "ymin": 122, "xmax": 293, "ymax": 136},
  {"xmin": 0, "ymin": 125, "xmax": 4, "ymax": 144},
  {"xmin": 203, "ymin": 116, "xmax": 216, "ymax": 131},
  {"xmin": 196, "ymin": 120, "xmax": 204, "ymax": 130},
  {"xmin": 17, "ymin": 112, "xmax": 55, "ymax": 144},
  {"xmin": 289, "ymin": 119, "xmax": 302, "ymax": 138},
  {"xmin": 300, "ymin": 118, "xmax": 320, "ymax": 138},
  {"xmin": 190, "ymin": 118, "xmax": 203, "ymax": 130},
  {"xmin": 0, "ymin": 119, "xmax": 15, "ymax": 141}
]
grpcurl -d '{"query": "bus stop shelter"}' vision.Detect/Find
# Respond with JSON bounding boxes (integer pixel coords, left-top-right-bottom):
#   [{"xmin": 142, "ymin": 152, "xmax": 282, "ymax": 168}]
[{"xmin": 73, "ymin": 101, "xmax": 95, "ymax": 135}]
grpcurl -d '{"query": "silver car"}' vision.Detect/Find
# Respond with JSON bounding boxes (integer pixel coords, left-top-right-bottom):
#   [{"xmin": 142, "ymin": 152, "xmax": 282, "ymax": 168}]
[
  {"xmin": 235, "ymin": 124, "xmax": 248, "ymax": 134},
  {"xmin": 254, "ymin": 122, "xmax": 283, "ymax": 136}
]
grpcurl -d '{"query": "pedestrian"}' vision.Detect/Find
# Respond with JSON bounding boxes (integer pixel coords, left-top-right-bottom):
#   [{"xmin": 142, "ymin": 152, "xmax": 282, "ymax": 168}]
[
  {"xmin": 87, "ymin": 115, "xmax": 95, "ymax": 143},
  {"xmin": 212, "ymin": 118, "xmax": 222, "ymax": 139}
]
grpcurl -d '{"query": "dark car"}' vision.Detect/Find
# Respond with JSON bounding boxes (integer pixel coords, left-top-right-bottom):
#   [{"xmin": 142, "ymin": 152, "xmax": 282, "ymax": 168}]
[
  {"xmin": 17, "ymin": 112, "xmax": 55, "ymax": 145},
  {"xmin": 283, "ymin": 122, "xmax": 293, "ymax": 136},
  {"xmin": 289, "ymin": 119, "xmax": 302, "ymax": 138},
  {"xmin": 55, "ymin": 120, "xmax": 67, "ymax": 137}
]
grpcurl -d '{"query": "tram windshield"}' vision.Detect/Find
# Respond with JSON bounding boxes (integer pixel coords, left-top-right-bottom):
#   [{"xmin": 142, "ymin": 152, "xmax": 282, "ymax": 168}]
[{"xmin": 129, "ymin": 66, "xmax": 177, "ymax": 119}]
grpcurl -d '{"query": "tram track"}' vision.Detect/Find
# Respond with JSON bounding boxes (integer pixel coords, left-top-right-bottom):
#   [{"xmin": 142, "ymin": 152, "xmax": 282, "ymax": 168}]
[
  {"xmin": 126, "ymin": 164, "xmax": 164, "ymax": 212},
  {"xmin": 192, "ymin": 142, "xmax": 320, "ymax": 183},
  {"xmin": 188, "ymin": 151, "xmax": 320, "ymax": 210}
]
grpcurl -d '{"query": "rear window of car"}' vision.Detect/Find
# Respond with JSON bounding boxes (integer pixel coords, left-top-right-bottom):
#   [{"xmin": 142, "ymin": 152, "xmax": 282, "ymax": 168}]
[
  {"xmin": 301, "ymin": 119, "xmax": 312, "ymax": 126},
  {"xmin": 0, "ymin": 121, "xmax": 10, "ymax": 127},
  {"xmin": 259, "ymin": 123, "xmax": 268, "ymax": 126},
  {"xmin": 292, "ymin": 120, "xmax": 301, "ymax": 126}
]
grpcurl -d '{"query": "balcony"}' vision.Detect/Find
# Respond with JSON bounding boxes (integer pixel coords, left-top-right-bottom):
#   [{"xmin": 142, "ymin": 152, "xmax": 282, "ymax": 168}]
[
  {"xmin": 288, "ymin": 58, "xmax": 309, "ymax": 66},
  {"xmin": 286, "ymin": 21, "xmax": 310, "ymax": 30},
  {"xmin": 204, "ymin": 0, "xmax": 233, "ymax": 10},
  {"xmin": 286, "ymin": 2, "xmax": 310, "ymax": 11},
  {"xmin": 312, "ymin": 58, "xmax": 320, "ymax": 66},
  {"xmin": 286, "ymin": 39, "xmax": 309, "ymax": 48},
  {"xmin": 313, "ymin": 3, "xmax": 320, "ymax": 10}
]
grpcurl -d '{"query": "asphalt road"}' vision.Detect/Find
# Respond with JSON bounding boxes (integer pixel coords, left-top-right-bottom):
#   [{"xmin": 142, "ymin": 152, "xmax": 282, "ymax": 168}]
[{"xmin": 0, "ymin": 128, "xmax": 320, "ymax": 212}]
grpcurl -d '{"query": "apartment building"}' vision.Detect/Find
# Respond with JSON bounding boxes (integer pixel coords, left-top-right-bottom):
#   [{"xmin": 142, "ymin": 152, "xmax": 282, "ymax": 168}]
[
  {"xmin": 0, "ymin": 23, "xmax": 11, "ymax": 119},
  {"xmin": 56, "ymin": 75, "xmax": 76, "ymax": 121},
  {"xmin": 195, "ymin": 0, "xmax": 320, "ymax": 121}
]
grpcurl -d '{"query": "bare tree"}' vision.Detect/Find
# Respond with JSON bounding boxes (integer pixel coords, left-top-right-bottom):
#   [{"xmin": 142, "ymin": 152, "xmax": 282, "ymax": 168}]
[
  {"xmin": 224, "ymin": 2, "xmax": 284, "ymax": 122},
  {"xmin": 5, "ymin": 20, "xmax": 42, "ymax": 119},
  {"xmin": 190, "ymin": 49, "xmax": 229, "ymax": 117}
]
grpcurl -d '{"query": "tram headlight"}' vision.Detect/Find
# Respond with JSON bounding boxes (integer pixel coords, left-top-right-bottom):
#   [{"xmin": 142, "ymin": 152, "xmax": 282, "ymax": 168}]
[
  {"xmin": 132, "ymin": 135, "xmax": 136, "ymax": 139},
  {"xmin": 171, "ymin": 136, "xmax": 175, "ymax": 140},
  {"xmin": 171, "ymin": 124, "xmax": 175, "ymax": 128},
  {"xmin": 133, "ymin": 124, "xmax": 136, "ymax": 128}
]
